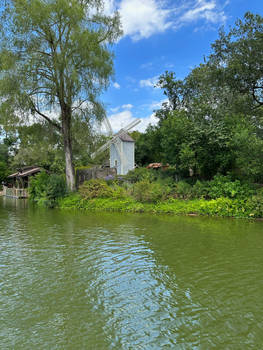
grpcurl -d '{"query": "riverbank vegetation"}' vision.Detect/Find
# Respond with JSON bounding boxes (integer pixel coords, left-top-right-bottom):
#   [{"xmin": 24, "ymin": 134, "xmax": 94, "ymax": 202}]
[
  {"xmin": 57, "ymin": 169, "xmax": 263, "ymax": 218},
  {"xmin": 27, "ymin": 166, "xmax": 263, "ymax": 219}
]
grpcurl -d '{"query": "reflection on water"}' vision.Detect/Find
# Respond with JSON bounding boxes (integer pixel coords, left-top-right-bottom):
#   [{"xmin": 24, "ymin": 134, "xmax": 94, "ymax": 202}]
[{"xmin": 0, "ymin": 197, "xmax": 263, "ymax": 349}]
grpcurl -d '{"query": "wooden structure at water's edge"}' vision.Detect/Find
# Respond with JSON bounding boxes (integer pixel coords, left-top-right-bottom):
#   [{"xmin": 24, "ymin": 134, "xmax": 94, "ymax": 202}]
[{"xmin": 3, "ymin": 166, "xmax": 43, "ymax": 199}]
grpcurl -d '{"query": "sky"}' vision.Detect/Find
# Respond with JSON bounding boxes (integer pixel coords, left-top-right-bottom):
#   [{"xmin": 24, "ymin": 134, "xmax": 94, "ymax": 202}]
[{"xmin": 101, "ymin": 0, "xmax": 263, "ymax": 133}]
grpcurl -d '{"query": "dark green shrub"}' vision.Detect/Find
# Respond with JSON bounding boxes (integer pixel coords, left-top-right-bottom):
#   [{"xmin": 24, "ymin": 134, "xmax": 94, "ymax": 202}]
[
  {"xmin": 79, "ymin": 179, "xmax": 113, "ymax": 199},
  {"xmin": 158, "ymin": 166, "xmax": 179, "ymax": 181},
  {"xmin": 125, "ymin": 167, "xmax": 155, "ymax": 183},
  {"xmin": 46, "ymin": 174, "xmax": 67, "ymax": 202},
  {"xmin": 0, "ymin": 161, "xmax": 8, "ymax": 184},
  {"xmin": 29, "ymin": 172, "xmax": 49, "ymax": 201},
  {"xmin": 29, "ymin": 172, "xmax": 67, "ymax": 208},
  {"xmin": 172, "ymin": 181, "xmax": 193, "ymax": 199},
  {"xmin": 191, "ymin": 180, "xmax": 209, "ymax": 199}
]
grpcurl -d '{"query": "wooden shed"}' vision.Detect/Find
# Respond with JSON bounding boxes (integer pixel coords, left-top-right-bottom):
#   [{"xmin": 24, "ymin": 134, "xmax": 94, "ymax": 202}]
[{"xmin": 3, "ymin": 166, "xmax": 43, "ymax": 198}]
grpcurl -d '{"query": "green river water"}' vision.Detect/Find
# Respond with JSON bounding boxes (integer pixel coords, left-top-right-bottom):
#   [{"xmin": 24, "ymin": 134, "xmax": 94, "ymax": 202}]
[{"xmin": 0, "ymin": 197, "xmax": 263, "ymax": 349}]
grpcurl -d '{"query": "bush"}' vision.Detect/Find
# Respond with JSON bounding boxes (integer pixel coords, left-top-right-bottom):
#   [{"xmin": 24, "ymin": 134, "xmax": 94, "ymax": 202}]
[
  {"xmin": 172, "ymin": 181, "xmax": 193, "ymax": 199},
  {"xmin": 158, "ymin": 166, "xmax": 179, "ymax": 181},
  {"xmin": 191, "ymin": 180, "xmax": 209, "ymax": 199},
  {"xmin": 207, "ymin": 175, "xmax": 255, "ymax": 199},
  {"xmin": 125, "ymin": 167, "xmax": 155, "ymax": 183},
  {"xmin": 29, "ymin": 172, "xmax": 67, "ymax": 208},
  {"xmin": 0, "ymin": 161, "xmax": 8, "ymax": 184},
  {"xmin": 59, "ymin": 193, "xmax": 82, "ymax": 209},
  {"xmin": 132, "ymin": 180, "xmax": 170, "ymax": 203},
  {"xmin": 79, "ymin": 179, "xmax": 114, "ymax": 199},
  {"xmin": 111, "ymin": 183, "xmax": 128, "ymax": 199}
]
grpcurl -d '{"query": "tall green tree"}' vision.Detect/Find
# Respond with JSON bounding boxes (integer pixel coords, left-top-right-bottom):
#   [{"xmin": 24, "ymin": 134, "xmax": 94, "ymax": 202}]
[
  {"xmin": 138, "ymin": 12, "xmax": 263, "ymax": 180},
  {"xmin": 0, "ymin": 0, "xmax": 122, "ymax": 190},
  {"xmin": 209, "ymin": 12, "xmax": 263, "ymax": 110}
]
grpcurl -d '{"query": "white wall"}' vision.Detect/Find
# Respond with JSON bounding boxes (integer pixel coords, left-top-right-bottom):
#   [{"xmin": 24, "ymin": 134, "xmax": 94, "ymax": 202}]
[{"xmin": 110, "ymin": 141, "xmax": 135, "ymax": 175}]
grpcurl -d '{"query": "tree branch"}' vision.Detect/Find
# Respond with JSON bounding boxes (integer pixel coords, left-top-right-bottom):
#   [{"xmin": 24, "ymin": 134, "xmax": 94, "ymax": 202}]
[{"xmin": 31, "ymin": 102, "xmax": 62, "ymax": 131}]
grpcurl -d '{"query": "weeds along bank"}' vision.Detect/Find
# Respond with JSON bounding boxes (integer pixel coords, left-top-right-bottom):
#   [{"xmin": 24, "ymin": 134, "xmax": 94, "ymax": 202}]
[
  {"xmin": 29, "ymin": 169, "xmax": 263, "ymax": 219},
  {"xmin": 28, "ymin": 169, "xmax": 263, "ymax": 219}
]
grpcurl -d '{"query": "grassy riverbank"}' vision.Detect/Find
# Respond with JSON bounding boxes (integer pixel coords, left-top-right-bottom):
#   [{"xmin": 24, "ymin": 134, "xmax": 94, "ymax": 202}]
[
  {"xmin": 59, "ymin": 192, "xmax": 263, "ymax": 219},
  {"xmin": 29, "ymin": 170, "xmax": 263, "ymax": 219}
]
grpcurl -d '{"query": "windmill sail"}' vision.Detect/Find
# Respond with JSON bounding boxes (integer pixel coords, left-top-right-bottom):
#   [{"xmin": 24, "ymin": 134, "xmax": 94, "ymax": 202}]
[
  {"xmin": 91, "ymin": 118, "xmax": 141, "ymax": 159},
  {"xmin": 91, "ymin": 117, "xmax": 140, "ymax": 175}
]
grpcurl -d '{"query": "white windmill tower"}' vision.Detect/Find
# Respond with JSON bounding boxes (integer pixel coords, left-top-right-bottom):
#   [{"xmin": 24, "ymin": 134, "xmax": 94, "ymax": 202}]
[{"xmin": 91, "ymin": 117, "xmax": 141, "ymax": 175}]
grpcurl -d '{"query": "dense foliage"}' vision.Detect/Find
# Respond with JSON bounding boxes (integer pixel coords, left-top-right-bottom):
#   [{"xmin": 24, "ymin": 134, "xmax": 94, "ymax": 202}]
[
  {"xmin": 135, "ymin": 12, "xmax": 263, "ymax": 182},
  {"xmin": 58, "ymin": 171, "xmax": 263, "ymax": 218},
  {"xmin": 29, "ymin": 172, "xmax": 67, "ymax": 208}
]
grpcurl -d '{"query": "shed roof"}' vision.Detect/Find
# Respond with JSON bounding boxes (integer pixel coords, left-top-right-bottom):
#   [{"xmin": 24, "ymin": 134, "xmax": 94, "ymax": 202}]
[{"xmin": 8, "ymin": 166, "xmax": 42, "ymax": 178}]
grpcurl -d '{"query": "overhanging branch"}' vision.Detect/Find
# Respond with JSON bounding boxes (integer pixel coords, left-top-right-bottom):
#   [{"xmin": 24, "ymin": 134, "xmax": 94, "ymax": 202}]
[{"xmin": 31, "ymin": 102, "xmax": 62, "ymax": 131}]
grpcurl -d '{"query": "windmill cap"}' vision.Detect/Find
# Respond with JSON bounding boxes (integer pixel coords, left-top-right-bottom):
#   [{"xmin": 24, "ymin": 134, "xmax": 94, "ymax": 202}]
[{"xmin": 117, "ymin": 131, "xmax": 135, "ymax": 142}]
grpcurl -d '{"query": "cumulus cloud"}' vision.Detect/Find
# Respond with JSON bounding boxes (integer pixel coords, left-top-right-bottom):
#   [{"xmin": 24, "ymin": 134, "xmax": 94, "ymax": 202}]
[
  {"xmin": 178, "ymin": 0, "xmax": 227, "ymax": 26},
  {"xmin": 139, "ymin": 76, "xmax": 159, "ymax": 88},
  {"xmin": 110, "ymin": 0, "xmax": 227, "ymax": 41},
  {"xmin": 122, "ymin": 103, "xmax": 133, "ymax": 109},
  {"xmin": 108, "ymin": 109, "xmax": 158, "ymax": 133},
  {"xmin": 119, "ymin": 0, "xmax": 172, "ymax": 41},
  {"xmin": 149, "ymin": 99, "xmax": 168, "ymax": 110},
  {"xmin": 110, "ymin": 103, "xmax": 133, "ymax": 113},
  {"xmin": 113, "ymin": 82, "xmax": 120, "ymax": 89}
]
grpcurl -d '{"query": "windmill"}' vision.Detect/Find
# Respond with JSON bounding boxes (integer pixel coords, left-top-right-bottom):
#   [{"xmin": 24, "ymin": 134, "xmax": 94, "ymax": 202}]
[{"xmin": 91, "ymin": 117, "xmax": 141, "ymax": 175}]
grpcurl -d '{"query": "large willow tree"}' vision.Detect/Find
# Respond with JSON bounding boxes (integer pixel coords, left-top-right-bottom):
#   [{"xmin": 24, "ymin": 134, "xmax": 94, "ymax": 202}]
[{"xmin": 0, "ymin": 0, "xmax": 122, "ymax": 190}]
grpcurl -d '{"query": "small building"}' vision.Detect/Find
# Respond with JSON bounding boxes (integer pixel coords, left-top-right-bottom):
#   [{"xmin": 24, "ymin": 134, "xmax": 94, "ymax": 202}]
[
  {"xmin": 3, "ymin": 166, "xmax": 43, "ymax": 198},
  {"xmin": 110, "ymin": 132, "xmax": 135, "ymax": 175}
]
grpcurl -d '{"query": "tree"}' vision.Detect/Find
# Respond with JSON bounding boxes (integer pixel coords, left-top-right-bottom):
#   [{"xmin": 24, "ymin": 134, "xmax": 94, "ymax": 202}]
[
  {"xmin": 209, "ymin": 12, "xmax": 263, "ymax": 109},
  {"xmin": 137, "ymin": 12, "xmax": 263, "ymax": 180},
  {"xmin": 0, "ymin": 0, "xmax": 122, "ymax": 190}
]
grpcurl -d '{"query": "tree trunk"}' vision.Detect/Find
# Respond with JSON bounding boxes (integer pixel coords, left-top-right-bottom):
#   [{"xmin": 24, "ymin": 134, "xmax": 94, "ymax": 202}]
[{"xmin": 62, "ymin": 108, "xmax": 75, "ymax": 191}]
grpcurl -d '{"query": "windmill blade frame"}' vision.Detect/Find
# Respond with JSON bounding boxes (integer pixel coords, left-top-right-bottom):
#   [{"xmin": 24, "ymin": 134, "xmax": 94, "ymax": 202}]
[
  {"xmin": 91, "ymin": 120, "xmax": 140, "ymax": 159},
  {"xmin": 103, "ymin": 116, "xmax": 113, "ymax": 136}
]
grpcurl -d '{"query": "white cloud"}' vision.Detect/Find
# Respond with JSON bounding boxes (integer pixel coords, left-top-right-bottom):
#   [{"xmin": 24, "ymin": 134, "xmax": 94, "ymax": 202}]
[
  {"xmin": 110, "ymin": 103, "xmax": 133, "ymax": 113},
  {"xmin": 178, "ymin": 0, "xmax": 227, "ymax": 25},
  {"xmin": 140, "ymin": 62, "xmax": 153, "ymax": 69},
  {"xmin": 149, "ymin": 99, "xmax": 168, "ymax": 110},
  {"xmin": 113, "ymin": 82, "xmax": 120, "ymax": 89},
  {"xmin": 103, "ymin": 0, "xmax": 116, "ymax": 16},
  {"xmin": 122, "ymin": 103, "xmax": 133, "ymax": 109},
  {"xmin": 110, "ymin": 106, "xmax": 120, "ymax": 113},
  {"xmin": 139, "ymin": 113, "xmax": 158, "ymax": 131},
  {"xmin": 139, "ymin": 75, "xmax": 159, "ymax": 88},
  {"xmin": 115, "ymin": 0, "xmax": 227, "ymax": 41},
  {"xmin": 108, "ymin": 109, "xmax": 158, "ymax": 133},
  {"xmin": 119, "ymin": 0, "xmax": 171, "ymax": 41},
  {"xmin": 108, "ymin": 110, "xmax": 134, "ymax": 131}
]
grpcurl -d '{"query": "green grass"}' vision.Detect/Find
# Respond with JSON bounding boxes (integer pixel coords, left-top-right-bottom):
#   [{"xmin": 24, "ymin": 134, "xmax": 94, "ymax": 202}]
[{"xmin": 58, "ymin": 194, "xmax": 263, "ymax": 219}]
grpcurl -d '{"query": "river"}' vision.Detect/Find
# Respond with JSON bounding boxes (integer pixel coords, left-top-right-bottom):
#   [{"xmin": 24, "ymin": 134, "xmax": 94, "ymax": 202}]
[{"xmin": 1, "ymin": 197, "xmax": 263, "ymax": 349}]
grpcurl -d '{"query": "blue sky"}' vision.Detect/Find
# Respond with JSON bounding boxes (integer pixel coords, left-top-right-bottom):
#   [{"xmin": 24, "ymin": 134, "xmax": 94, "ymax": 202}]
[{"xmin": 102, "ymin": 0, "xmax": 262, "ymax": 132}]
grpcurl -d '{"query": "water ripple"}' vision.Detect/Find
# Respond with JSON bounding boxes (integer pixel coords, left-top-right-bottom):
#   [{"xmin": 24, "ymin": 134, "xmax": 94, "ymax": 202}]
[{"xmin": 1, "ymin": 200, "xmax": 263, "ymax": 349}]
